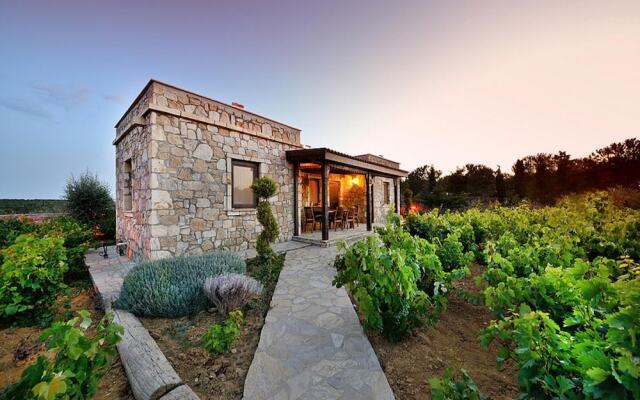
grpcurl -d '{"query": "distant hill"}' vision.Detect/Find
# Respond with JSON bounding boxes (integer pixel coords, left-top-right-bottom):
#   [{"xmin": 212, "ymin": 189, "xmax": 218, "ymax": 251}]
[{"xmin": 0, "ymin": 199, "xmax": 67, "ymax": 214}]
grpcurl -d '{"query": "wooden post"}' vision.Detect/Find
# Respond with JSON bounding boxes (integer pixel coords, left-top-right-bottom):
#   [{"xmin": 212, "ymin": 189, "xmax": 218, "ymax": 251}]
[
  {"xmin": 394, "ymin": 178, "xmax": 400, "ymax": 214},
  {"xmin": 293, "ymin": 162, "xmax": 299, "ymax": 237},
  {"xmin": 321, "ymin": 162, "xmax": 329, "ymax": 241},
  {"xmin": 366, "ymin": 173, "xmax": 372, "ymax": 231}
]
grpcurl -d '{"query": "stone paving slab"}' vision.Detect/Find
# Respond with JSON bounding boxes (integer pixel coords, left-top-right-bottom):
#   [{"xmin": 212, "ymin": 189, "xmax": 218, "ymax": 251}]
[{"xmin": 243, "ymin": 245, "xmax": 395, "ymax": 400}]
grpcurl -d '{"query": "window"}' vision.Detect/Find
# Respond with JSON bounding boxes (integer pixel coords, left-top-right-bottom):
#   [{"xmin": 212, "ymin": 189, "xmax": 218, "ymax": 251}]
[
  {"xmin": 383, "ymin": 181, "xmax": 390, "ymax": 205},
  {"xmin": 232, "ymin": 160, "xmax": 259, "ymax": 208},
  {"xmin": 123, "ymin": 159, "xmax": 133, "ymax": 211}
]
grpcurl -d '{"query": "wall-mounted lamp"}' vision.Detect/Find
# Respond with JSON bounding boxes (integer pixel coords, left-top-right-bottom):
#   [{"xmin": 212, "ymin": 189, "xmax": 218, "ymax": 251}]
[{"xmin": 350, "ymin": 177, "xmax": 359, "ymax": 186}]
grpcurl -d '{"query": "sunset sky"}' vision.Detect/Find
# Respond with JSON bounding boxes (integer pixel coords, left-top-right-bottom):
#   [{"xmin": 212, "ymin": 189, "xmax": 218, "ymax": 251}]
[{"xmin": 1, "ymin": 0, "xmax": 638, "ymax": 198}]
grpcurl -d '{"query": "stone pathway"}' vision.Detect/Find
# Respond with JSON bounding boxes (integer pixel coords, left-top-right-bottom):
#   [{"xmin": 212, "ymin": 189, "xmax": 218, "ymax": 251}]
[
  {"xmin": 85, "ymin": 246, "xmax": 135, "ymax": 311},
  {"xmin": 243, "ymin": 245, "xmax": 395, "ymax": 400}
]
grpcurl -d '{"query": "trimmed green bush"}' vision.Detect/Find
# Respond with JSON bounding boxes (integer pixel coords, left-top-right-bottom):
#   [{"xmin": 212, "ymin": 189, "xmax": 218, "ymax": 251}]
[
  {"xmin": 251, "ymin": 177, "xmax": 279, "ymax": 260},
  {"xmin": 114, "ymin": 251, "xmax": 246, "ymax": 317}
]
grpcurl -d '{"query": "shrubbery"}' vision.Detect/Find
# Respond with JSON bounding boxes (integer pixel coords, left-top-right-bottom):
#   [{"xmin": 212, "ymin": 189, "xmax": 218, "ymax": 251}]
[
  {"xmin": 0, "ymin": 234, "xmax": 68, "ymax": 322},
  {"xmin": 114, "ymin": 251, "xmax": 246, "ymax": 317},
  {"xmin": 251, "ymin": 177, "xmax": 279, "ymax": 260},
  {"xmin": 202, "ymin": 310, "xmax": 243, "ymax": 354},
  {"xmin": 429, "ymin": 368, "xmax": 490, "ymax": 400},
  {"xmin": 0, "ymin": 311, "xmax": 123, "ymax": 400},
  {"xmin": 203, "ymin": 274, "xmax": 262, "ymax": 314},
  {"xmin": 404, "ymin": 191, "xmax": 640, "ymax": 399},
  {"xmin": 333, "ymin": 223, "xmax": 449, "ymax": 342},
  {"xmin": 64, "ymin": 171, "xmax": 115, "ymax": 238},
  {"xmin": 0, "ymin": 217, "xmax": 93, "ymax": 324},
  {"xmin": 38, "ymin": 217, "xmax": 93, "ymax": 279}
]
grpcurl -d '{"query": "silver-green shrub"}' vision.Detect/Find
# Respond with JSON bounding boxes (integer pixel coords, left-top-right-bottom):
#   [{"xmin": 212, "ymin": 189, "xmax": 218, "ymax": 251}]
[
  {"xmin": 114, "ymin": 251, "xmax": 245, "ymax": 317},
  {"xmin": 203, "ymin": 274, "xmax": 263, "ymax": 314}
]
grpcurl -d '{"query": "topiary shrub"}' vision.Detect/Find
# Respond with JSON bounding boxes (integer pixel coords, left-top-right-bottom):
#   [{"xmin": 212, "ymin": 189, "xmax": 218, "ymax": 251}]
[
  {"xmin": 251, "ymin": 177, "xmax": 279, "ymax": 260},
  {"xmin": 114, "ymin": 251, "xmax": 246, "ymax": 317},
  {"xmin": 203, "ymin": 274, "xmax": 263, "ymax": 314},
  {"xmin": 0, "ymin": 234, "xmax": 68, "ymax": 322}
]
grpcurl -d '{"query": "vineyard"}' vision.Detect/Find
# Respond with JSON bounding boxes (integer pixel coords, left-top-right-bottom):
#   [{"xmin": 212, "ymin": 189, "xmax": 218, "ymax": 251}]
[{"xmin": 334, "ymin": 191, "xmax": 640, "ymax": 399}]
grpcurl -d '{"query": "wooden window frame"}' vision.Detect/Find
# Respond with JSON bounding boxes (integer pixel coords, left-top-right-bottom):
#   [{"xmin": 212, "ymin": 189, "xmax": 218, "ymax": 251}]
[{"xmin": 232, "ymin": 160, "xmax": 259, "ymax": 209}]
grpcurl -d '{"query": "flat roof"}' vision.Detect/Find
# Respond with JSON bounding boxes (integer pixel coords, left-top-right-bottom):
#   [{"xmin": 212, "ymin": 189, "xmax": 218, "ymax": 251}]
[
  {"xmin": 286, "ymin": 148, "xmax": 408, "ymax": 177},
  {"xmin": 115, "ymin": 79, "xmax": 301, "ymax": 131}
]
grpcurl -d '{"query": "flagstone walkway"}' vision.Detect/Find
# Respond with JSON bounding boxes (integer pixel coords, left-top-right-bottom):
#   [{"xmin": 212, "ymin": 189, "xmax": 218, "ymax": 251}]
[{"xmin": 243, "ymin": 245, "xmax": 394, "ymax": 400}]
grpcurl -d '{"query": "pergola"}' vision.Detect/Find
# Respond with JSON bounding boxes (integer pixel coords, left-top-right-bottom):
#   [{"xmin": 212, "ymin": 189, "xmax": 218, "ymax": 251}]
[{"xmin": 286, "ymin": 148, "xmax": 408, "ymax": 240}]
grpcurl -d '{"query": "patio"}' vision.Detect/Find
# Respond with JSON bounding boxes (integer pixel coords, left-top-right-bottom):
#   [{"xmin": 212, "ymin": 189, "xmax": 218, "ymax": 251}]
[{"xmin": 293, "ymin": 224, "xmax": 378, "ymax": 247}]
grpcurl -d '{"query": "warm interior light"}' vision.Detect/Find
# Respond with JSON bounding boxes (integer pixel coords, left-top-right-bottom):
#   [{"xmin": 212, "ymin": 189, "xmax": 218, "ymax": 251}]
[{"xmin": 350, "ymin": 177, "xmax": 359, "ymax": 186}]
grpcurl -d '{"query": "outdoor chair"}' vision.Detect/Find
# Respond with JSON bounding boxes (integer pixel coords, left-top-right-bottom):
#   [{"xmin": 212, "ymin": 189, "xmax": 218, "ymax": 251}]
[
  {"xmin": 303, "ymin": 207, "xmax": 319, "ymax": 232},
  {"xmin": 334, "ymin": 207, "xmax": 345, "ymax": 230},
  {"xmin": 353, "ymin": 205, "xmax": 360, "ymax": 226},
  {"xmin": 345, "ymin": 208, "xmax": 355, "ymax": 229}
]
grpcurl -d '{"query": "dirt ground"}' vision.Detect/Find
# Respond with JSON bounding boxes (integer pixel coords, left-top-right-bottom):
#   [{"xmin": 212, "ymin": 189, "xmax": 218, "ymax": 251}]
[
  {"xmin": 367, "ymin": 265, "xmax": 519, "ymax": 400},
  {"xmin": 142, "ymin": 307, "xmax": 264, "ymax": 400},
  {"xmin": 0, "ymin": 285, "xmax": 133, "ymax": 400}
]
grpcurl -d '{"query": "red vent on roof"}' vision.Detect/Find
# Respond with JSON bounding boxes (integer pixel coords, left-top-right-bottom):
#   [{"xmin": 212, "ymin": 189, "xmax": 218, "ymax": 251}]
[{"xmin": 231, "ymin": 102, "xmax": 245, "ymax": 109}]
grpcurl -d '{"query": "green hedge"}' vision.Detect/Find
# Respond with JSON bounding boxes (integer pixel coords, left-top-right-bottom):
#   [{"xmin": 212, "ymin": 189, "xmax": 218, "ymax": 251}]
[{"xmin": 114, "ymin": 251, "xmax": 246, "ymax": 317}]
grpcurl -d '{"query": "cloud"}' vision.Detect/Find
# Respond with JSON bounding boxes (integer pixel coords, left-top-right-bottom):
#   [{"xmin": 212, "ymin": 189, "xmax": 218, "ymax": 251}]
[
  {"xmin": 103, "ymin": 94, "xmax": 127, "ymax": 105},
  {"xmin": 32, "ymin": 84, "xmax": 90, "ymax": 110},
  {"xmin": 0, "ymin": 98, "xmax": 51, "ymax": 119}
]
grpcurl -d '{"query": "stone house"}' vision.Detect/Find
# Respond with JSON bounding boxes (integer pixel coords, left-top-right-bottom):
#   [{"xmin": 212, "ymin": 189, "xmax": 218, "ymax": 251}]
[{"xmin": 114, "ymin": 80, "xmax": 407, "ymax": 260}]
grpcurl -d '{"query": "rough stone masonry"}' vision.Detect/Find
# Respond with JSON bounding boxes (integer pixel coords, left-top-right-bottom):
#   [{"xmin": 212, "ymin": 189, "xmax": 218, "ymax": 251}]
[{"xmin": 114, "ymin": 80, "xmax": 302, "ymax": 260}]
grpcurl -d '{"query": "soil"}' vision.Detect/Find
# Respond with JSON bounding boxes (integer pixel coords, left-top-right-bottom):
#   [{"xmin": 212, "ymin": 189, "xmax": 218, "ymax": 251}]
[
  {"xmin": 0, "ymin": 283, "xmax": 133, "ymax": 400},
  {"xmin": 367, "ymin": 265, "xmax": 520, "ymax": 400},
  {"xmin": 141, "ymin": 307, "xmax": 264, "ymax": 400}
]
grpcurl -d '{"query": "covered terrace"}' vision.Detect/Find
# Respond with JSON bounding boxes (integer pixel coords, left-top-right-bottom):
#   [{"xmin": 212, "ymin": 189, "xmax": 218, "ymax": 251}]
[{"xmin": 286, "ymin": 148, "xmax": 408, "ymax": 243}]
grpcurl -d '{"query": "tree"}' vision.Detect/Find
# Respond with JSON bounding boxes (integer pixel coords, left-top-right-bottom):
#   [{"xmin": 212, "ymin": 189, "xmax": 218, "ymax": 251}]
[
  {"xmin": 464, "ymin": 164, "xmax": 496, "ymax": 198},
  {"xmin": 533, "ymin": 154, "xmax": 554, "ymax": 204},
  {"xmin": 495, "ymin": 167, "xmax": 506, "ymax": 203},
  {"xmin": 427, "ymin": 165, "xmax": 441, "ymax": 193},
  {"xmin": 512, "ymin": 159, "xmax": 527, "ymax": 199},
  {"xmin": 64, "ymin": 172, "xmax": 115, "ymax": 228},
  {"xmin": 555, "ymin": 151, "xmax": 572, "ymax": 195},
  {"xmin": 404, "ymin": 165, "xmax": 430, "ymax": 201},
  {"xmin": 250, "ymin": 177, "xmax": 279, "ymax": 260}
]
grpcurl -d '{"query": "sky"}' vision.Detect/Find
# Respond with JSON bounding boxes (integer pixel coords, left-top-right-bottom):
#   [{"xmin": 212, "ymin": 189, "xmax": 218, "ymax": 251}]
[{"xmin": 0, "ymin": 0, "xmax": 638, "ymax": 198}]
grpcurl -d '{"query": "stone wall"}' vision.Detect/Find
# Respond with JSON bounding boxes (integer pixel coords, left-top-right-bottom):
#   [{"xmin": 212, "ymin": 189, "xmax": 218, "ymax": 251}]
[
  {"xmin": 372, "ymin": 176, "xmax": 397, "ymax": 224},
  {"xmin": 115, "ymin": 80, "xmax": 301, "ymax": 259},
  {"xmin": 115, "ymin": 123, "xmax": 152, "ymax": 261}
]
